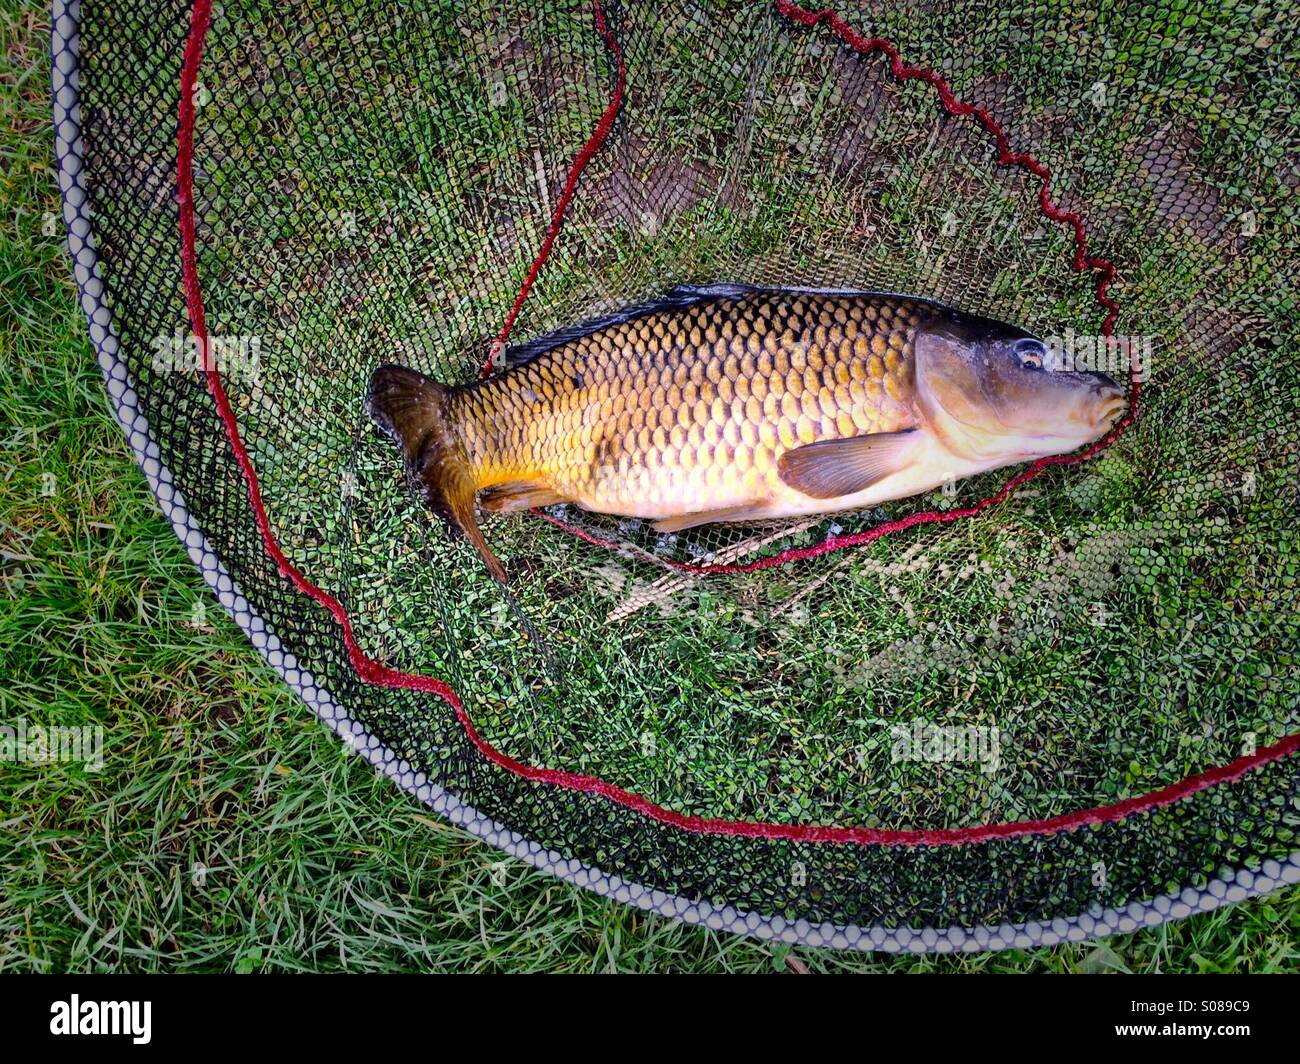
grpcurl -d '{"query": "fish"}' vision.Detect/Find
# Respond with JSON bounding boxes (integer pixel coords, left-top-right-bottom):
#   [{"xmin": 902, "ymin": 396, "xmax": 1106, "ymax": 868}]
[{"xmin": 366, "ymin": 283, "xmax": 1126, "ymax": 582}]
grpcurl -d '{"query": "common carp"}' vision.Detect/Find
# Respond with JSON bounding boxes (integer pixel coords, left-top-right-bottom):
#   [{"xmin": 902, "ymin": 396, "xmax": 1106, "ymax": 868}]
[{"xmin": 367, "ymin": 283, "xmax": 1126, "ymax": 582}]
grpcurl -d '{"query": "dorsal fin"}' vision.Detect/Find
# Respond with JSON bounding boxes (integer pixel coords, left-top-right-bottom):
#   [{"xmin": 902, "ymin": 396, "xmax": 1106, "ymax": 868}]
[
  {"xmin": 499, "ymin": 283, "xmax": 956, "ymax": 370},
  {"xmin": 501, "ymin": 282, "xmax": 760, "ymax": 368}
]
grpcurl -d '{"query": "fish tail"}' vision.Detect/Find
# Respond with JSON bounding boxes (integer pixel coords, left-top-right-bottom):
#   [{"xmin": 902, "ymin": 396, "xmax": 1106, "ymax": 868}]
[{"xmin": 365, "ymin": 364, "xmax": 507, "ymax": 583}]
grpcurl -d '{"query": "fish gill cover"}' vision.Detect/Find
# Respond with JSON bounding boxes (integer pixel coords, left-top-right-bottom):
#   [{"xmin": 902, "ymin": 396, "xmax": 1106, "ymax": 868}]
[{"xmin": 56, "ymin": 0, "xmax": 1300, "ymax": 947}]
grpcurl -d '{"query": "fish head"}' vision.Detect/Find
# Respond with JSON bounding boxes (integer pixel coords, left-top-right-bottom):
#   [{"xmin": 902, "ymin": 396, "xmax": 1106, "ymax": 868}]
[{"xmin": 914, "ymin": 310, "xmax": 1127, "ymax": 464}]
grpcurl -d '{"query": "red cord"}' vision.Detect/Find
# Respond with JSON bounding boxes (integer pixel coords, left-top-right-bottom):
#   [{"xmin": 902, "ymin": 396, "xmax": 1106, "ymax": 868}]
[
  {"xmin": 176, "ymin": 0, "xmax": 1297, "ymax": 847},
  {"xmin": 476, "ymin": 0, "xmax": 627, "ymax": 378}
]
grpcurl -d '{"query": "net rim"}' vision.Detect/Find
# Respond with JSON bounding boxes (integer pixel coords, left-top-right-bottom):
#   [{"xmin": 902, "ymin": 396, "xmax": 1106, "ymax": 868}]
[{"xmin": 51, "ymin": 0, "xmax": 1300, "ymax": 949}]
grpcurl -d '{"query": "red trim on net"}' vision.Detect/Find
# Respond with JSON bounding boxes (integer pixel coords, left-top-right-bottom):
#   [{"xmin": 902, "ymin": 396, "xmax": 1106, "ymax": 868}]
[{"xmin": 176, "ymin": 0, "xmax": 1299, "ymax": 848}]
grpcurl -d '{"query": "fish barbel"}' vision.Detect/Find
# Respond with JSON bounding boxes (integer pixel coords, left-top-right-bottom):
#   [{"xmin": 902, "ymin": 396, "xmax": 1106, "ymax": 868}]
[{"xmin": 367, "ymin": 283, "xmax": 1126, "ymax": 581}]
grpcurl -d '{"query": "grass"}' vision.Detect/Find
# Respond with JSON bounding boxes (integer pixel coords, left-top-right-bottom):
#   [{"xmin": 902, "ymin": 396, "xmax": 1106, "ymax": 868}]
[{"xmin": 2, "ymin": 0, "xmax": 1298, "ymax": 971}]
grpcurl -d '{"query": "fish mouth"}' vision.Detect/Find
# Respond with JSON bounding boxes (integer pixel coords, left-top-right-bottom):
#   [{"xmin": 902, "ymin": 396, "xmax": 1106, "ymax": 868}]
[{"xmin": 1092, "ymin": 389, "xmax": 1128, "ymax": 432}]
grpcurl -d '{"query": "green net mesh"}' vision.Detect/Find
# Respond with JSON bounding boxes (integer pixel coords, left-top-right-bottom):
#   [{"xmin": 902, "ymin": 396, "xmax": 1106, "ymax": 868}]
[{"xmin": 55, "ymin": 0, "xmax": 1300, "ymax": 948}]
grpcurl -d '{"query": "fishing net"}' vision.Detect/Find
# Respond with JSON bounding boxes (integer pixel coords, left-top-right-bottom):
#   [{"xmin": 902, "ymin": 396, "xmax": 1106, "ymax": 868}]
[{"xmin": 54, "ymin": 0, "xmax": 1300, "ymax": 951}]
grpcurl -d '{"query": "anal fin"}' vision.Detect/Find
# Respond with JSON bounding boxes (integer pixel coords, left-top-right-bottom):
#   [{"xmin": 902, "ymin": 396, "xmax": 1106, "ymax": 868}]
[
  {"xmin": 479, "ymin": 481, "xmax": 570, "ymax": 513},
  {"xmin": 652, "ymin": 501, "xmax": 772, "ymax": 533}
]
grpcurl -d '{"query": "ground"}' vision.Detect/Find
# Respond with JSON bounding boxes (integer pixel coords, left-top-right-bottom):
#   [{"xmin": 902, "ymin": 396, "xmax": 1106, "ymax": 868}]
[{"xmin": 2, "ymin": 0, "xmax": 1297, "ymax": 971}]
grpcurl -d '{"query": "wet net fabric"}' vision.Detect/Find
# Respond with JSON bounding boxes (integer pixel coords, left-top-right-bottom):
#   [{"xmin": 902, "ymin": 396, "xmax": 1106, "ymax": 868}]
[{"xmin": 57, "ymin": 0, "xmax": 1300, "ymax": 947}]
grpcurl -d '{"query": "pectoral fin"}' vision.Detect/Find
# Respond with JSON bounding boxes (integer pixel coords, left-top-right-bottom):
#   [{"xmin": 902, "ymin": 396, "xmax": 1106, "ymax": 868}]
[
  {"xmin": 652, "ymin": 502, "xmax": 773, "ymax": 533},
  {"xmin": 777, "ymin": 429, "xmax": 920, "ymax": 500}
]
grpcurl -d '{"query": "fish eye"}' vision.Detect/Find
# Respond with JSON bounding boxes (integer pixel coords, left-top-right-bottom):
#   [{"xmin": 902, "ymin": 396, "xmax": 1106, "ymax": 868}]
[{"xmin": 1014, "ymin": 338, "xmax": 1045, "ymax": 369}]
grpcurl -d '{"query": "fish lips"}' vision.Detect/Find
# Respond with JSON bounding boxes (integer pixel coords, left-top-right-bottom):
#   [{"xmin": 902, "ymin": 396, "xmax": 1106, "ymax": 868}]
[{"xmin": 1078, "ymin": 370, "xmax": 1128, "ymax": 430}]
